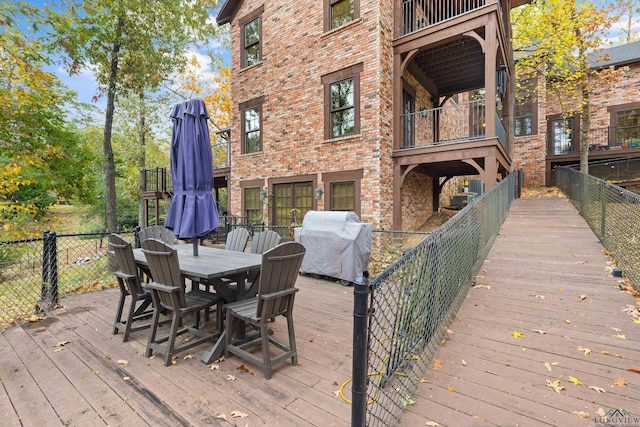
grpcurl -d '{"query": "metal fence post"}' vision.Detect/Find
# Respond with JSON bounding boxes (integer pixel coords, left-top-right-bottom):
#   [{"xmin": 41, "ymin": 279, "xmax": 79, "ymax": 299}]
[
  {"xmin": 352, "ymin": 272, "xmax": 370, "ymax": 427},
  {"xmin": 39, "ymin": 230, "xmax": 59, "ymax": 311},
  {"xmin": 517, "ymin": 169, "xmax": 523, "ymax": 199}
]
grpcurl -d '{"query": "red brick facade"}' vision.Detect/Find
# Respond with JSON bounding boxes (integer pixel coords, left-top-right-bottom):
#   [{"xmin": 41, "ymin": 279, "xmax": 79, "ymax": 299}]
[{"xmin": 513, "ymin": 47, "xmax": 640, "ymax": 188}]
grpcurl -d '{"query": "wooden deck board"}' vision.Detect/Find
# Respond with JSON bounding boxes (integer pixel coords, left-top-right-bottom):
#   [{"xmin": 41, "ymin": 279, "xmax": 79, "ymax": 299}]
[{"xmin": 1, "ymin": 196, "xmax": 639, "ymax": 426}]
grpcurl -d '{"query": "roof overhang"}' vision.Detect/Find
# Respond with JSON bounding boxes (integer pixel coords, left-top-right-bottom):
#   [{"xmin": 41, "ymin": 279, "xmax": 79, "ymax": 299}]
[{"xmin": 216, "ymin": 0, "xmax": 242, "ymax": 25}]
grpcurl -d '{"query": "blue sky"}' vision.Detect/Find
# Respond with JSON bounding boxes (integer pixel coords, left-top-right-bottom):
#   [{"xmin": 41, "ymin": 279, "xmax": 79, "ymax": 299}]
[
  {"xmin": 22, "ymin": 1, "xmax": 634, "ymax": 113},
  {"xmin": 23, "ymin": 0, "xmax": 228, "ymax": 110}
]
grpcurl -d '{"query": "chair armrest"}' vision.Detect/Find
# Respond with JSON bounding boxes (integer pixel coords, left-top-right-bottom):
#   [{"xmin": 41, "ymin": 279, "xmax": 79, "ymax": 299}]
[
  {"xmin": 114, "ymin": 271, "xmax": 136, "ymax": 281},
  {"xmin": 259, "ymin": 287, "xmax": 299, "ymax": 302},
  {"xmin": 143, "ymin": 282, "xmax": 181, "ymax": 294}
]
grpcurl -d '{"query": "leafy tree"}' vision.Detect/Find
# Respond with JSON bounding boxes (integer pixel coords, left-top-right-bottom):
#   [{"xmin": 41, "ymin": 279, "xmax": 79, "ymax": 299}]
[
  {"xmin": 42, "ymin": 0, "xmax": 222, "ymax": 232},
  {"xmin": 616, "ymin": 0, "xmax": 640, "ymax": 43},
  {"xmin": 0, "ymin": 3, "xmax": 95, "ymax": 238},
  {"xmin": 512, "ymin": 0, "xmax": 622, "ymax": 173}
]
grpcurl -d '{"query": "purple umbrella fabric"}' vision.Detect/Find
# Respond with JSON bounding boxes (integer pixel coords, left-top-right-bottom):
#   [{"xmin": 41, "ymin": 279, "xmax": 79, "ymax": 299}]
[{"xmin": 165, "ymin": 99, "xmax": 219, "ymax": 255}]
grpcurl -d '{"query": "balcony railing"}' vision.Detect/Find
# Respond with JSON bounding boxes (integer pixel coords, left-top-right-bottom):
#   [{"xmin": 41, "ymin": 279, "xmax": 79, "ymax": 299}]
[
  {"xmin": 142, "ymin": 167, "xmax": 172, "ymax": 194},
  {"xmin": 547, "ymin": 124, "xmax": 640, "ymax": 156},
  {"xmin": 400, "ymin": 98, "xmax": 506, "ymax": 149},
  {"xmin": 401, "ymin": 0, "xmax": 490, "ymax": 36}
]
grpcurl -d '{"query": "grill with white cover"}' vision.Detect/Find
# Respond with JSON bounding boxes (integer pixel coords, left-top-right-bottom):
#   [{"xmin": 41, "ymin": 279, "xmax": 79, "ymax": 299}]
[{"xmin": 297, "ymin": 211, "xmax": 372, "ymax": 284}]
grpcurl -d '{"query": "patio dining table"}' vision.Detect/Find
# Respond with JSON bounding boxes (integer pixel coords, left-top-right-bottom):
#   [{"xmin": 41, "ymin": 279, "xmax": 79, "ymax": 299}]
[{"xmin": 132, "ymin": 243, "xmax": 262, "ymax": 364}]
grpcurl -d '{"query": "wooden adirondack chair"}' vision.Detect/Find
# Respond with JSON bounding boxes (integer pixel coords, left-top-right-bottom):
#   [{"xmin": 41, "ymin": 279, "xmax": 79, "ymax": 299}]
[
  {"xmin": 250, "ymin": 230, "xmax": 282, "ymax": 255},
  {"xmin": 224, "ymin": 228, "xmax": 249, "ymax": 252},
  {"xmin": 108, "ymin": 234, "xmax": 154, "ymax": 342},
  {"xmin": 138, "ymin": 225, "xmax": 176, "ymax": 245},
  {"xmin": 224, "ymin": 242, "xmax": 306, "ymax": 379},
  {"xmin": 141, "ymin": 238, "xmax": 223, "ymax": 366}
]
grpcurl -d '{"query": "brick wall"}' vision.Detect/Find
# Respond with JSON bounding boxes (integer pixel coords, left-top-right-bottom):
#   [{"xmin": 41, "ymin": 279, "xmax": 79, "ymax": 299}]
[
  {"xmin": 227, "ymin": 0, "xmax": 397, "ymax": 229},
  {"xmin": 513, "ymin": 61, "xmax": 640, "ymax": 188}
]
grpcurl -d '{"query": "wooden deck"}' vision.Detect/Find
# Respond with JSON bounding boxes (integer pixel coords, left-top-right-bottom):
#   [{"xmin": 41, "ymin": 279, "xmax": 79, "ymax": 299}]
[
  {"xmin": 401, "ymin": 197, "xmax": 640, "ymax": 426},
  {"xmin": 1, "ymin": 196, "xmax": 639, "ymax": 426}
]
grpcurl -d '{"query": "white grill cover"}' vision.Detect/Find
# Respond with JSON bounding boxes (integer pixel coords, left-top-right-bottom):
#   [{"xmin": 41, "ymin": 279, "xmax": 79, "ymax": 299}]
[{"xmin": 298, "ymin": 211, "xmax": 372, "ymax": 283}]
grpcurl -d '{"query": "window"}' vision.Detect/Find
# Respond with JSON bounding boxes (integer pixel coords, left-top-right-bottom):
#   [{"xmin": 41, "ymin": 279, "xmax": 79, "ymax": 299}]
[
  {"xmin": 515, "ymin": 77, "xmax": 537, "ymax": 136},
  {"xmin": 273, "ymin": 182, "xmax": 313, "ymax": 229},
  {"xmin": 322, "ymin": 169, "xmax": 362, "ymax": 217},
  {"xmin": 322, "ymin": 63, "xmax": 363, "ymax": 140},
  {"xmin": 331, "ymin": 182, "xmax": 355, "ymax": 211},
  {"xmin": 324, "ymin": 0, "xmax": 359, "ymax": 32},
  {"xmin": 548, "ymin": 115, "xmax": 578, "ymax": 155},
  {"xmin": 615, "ymin": 107, "xmax": 640, "ymax": 143},
  {"xmin": 239, "ymin": 96, "xmax": 264, "ymax": 154},
  {"xmin": 240, "ymin": 7, "xmax": 263, "ymax": 69},
  {"xmin": 245, "ymin": 187, "xmax": 261, "ymax": 224}
]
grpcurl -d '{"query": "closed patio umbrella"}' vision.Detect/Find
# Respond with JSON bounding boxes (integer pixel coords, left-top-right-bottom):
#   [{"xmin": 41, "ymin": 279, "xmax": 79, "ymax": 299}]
[{"xmin": 165, "ymin": 99, "xmax": 219, "ymax": 256}]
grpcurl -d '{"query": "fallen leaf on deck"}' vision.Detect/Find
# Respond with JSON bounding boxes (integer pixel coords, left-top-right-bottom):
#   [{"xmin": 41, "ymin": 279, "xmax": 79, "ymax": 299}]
[
  {"xmin": 407, "ymin": 354, "xmax": 420, "ymax": 361},
  {"xmin": 512, "ymin": 331, "xmax": 525, "ymax": 339},
  {"xmin": 578, "ymin": 346, "xmax": 592, "ymax": 355},
  {"xmin": 214, "ymin": 413, "xmax": 227, "ymax": 421},
  {"xmin": 231, "ymin": 411, "xmax": 248, "ymax": 418},
  {"xmin": 123, "ymin": 376, "xmax": 130, "ymax": 381},
  {"xmin": 570, "ymin": 410, "xmax": 590, "ymax": 419},
  {"xmin": 198, "ymin": 395, "xmax": 208, "ymax": 405},
  {"xmin": 576, "ymin": 261, "xmax": 586, "ymax": 265},
  {"xmin": 628, "ymin": 368, "xmax": 640, "ymax": 374},
  {"xmin": 425, "ymin": 421, "xmax": 440, "ymax": 426},
  {"xmin": 564, "ymin": 320, "xmax": 572, "ymax": 324},
  {"xmin": 461, "ymin": 360, "xmax": 467, "ymax": 366},
  {"xmin": 333, "ymin": 390, "xmax": 340, "ymax": 396},
  {"xmin": 568, "ymin": 376, "xmax": 582, "ymax": 385},
  {"xmin": 532, "ymin": 329, "xmax": 546, "ymax": 334},
  {"xmin": 433, "ymin": 359, "xmax": 442, "ymax": 370},
  {"xmin": 545, "ymin": 379, "xmax": 564, "ymax": 393},
  {"xmin": 613, "ymin": 334, "xmax": 626, "ymax": 339},
  {"xmin": 400, "ymin": 396, "xmax": 415, "ymax": 408},
  {"xmin": 53, "ymin": 348, "xmax": 64, "ymax": 353},
  {"xmin": 447, "ymin": 386, "xmax": 453, "ymax": 392},
  {"xmin": 588, "ymin": 385, "xmax": 606, "ymax": 393},
  {"xmin": 531, "ymin": 294, "xmax": 546, "ymax": 300},
  {"xmin": 600, "ymin": 350, "xmax": 622, "ymax": 358},
  {"xmin": 610, "ymin": 327, "xmax": 622, "ymax": 333},
  {"xmin": 27, "ymin": 315, "xmax": 41, "ymax": 322},
  {"xmin": 472, "ymin": 284, "xmax": 491, "ymax": 289},
  {"xmin": 579, "ymin": 295, "xmax": 587, "ymax": 301},
  {"xmin": 183, "ymin": 354, "xmax": 194, "ymax": 360},
  {"xmin": 416, "ymin": 378, "xmax": 427, "ymax": 383},
  {"xmin": 615, "ymin": 377, "xmax": 627, "ymax": 387},
  {"xmin": 117, "ymin": 359, "xmax": 129, "ymax": 365},
  {"xmin": 558, "ymin": 287, "xmax": 564, "ymax": 291},
  {"xmin": 214, "ymin": 356, "xmax": 225, "ymax": 363},
  {"xmin": 54, "ymin": 341, "xmax": 70, "ymax": 347},
  {"xmin": 210, "ymin": 364, "xmax": 220, "ymax": 370},
  {"xmin": 542, "ymin": 362, "xmax": 553, "ymax": 372},
  {"xmin": 170, "ymin": 358, "xmax": 178, "ymax": 365},
  {"xmin": 226, "ymin": 375, "xmax": 236, "ymax": 381}
]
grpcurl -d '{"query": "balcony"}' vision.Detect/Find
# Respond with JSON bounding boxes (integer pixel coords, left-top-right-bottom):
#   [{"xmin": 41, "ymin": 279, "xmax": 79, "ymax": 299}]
[
  {"xmin": 547, "ymin": 124, "xmax": 640, "ymax": 156},
  {"xmin": 400, "ymin": 98, "xmax": 507, "ymax": 150},
  {"xmin": 400, "ymin": 0, "xmax": 500, "ymax": 37}
]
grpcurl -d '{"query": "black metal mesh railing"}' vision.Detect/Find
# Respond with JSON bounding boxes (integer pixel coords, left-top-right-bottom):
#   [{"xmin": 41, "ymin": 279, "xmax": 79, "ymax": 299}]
[
  {"xmin": 556, "ymin": 167, "xmax": 640, "ymax": 292},
  {"xmin": 0, "ymin": 231, "xmax": 135, "ymax": 330},
  {"xmin": 355, "ymin": 173, "xmax": 515, "ymax": 426}
]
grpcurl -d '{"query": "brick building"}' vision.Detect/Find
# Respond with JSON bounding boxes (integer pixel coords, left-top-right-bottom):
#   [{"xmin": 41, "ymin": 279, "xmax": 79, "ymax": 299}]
[
  {"xmin": 214, "ymin": 0, "xmax": 528, "ymax": 231},
  {"xmin": 513, "ymin": 40, "xmax": 640, "ymax": 188}
]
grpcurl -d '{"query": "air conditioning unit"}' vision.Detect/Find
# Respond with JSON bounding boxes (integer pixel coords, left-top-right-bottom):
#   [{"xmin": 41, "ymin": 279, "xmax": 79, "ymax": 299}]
[{"xmin": 450, "ymin": 193, "xmax": 476, "ymax": 209}]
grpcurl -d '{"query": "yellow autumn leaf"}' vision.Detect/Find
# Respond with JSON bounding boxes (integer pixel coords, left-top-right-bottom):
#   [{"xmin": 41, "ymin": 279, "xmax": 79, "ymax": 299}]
[
  {"xmin": 512, "ymin": 331, "xmax": 525, "ymax": 339},
  {"xmin": 568, "ymin": 376, "xmax": 582, "ymax": 385},
  {"xmin": 117, "ymin": 359, "xmax": 129, "ymax": 365},
  {"xmin": 613, "ymin": 334, "xmax": 626, "ymax": 339},
  {"xmin": 416, "ymin": 378, "xmax": 427, "ymax": 383},
  {"xmin": 545, "ymin": 379, "xmax": 565, "ymax": 393},
  {"xmin": 433, "ymin": 359, "xmax": 442, "ymax": 370}
]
